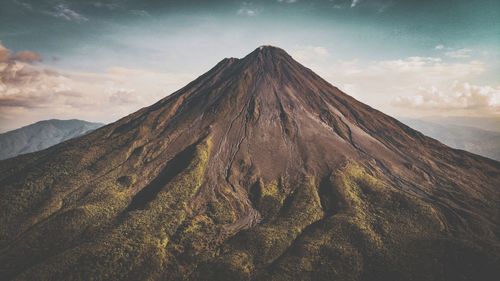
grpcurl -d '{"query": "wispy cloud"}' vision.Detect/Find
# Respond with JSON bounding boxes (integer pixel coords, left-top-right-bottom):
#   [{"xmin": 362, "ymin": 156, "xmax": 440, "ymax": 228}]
[
  {"xmin": 46, "ymin": 4, "xmax": 89, "ymax": 22},
  {"xmin": 237, "ymin": 2, "xmax": 260, "ymax": 16},
  {"xmin": 290, "ymin": 46, "xmax": 330, "ymax": 63},
  {"xmin": 435, "ymin": 45, "xmax": 473, "ymax": 59},
  {"xmin": 330, "ymin": 0, "xmax": 392, "ymax": 12},
  {"xmin": 107, "ymin": 87, "xmax": 138, "ymax": 105},
  {"xmin": 13, "ymin": 0, "xmax": 33, "ymax": 10},
  {"xmin": 91, "ymin": 2, "xmax": 121, "ymax": 10},
  {"xmin": 130, "ymin": 9, "xmax": 151, "ymax": 17},
  {"xmin": 237, "ymin": 8, "xmax": 259, "ymax": 16},
  {"xmin": 445, "ymin": 48, "xmax": 472, "ymax": 59}
]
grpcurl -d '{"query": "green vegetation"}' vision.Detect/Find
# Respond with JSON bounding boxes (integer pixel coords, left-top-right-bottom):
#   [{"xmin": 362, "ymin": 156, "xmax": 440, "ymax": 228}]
[
  {"xmin": 207, "ymin": 197, "xmax": 237, "ymax": 224},
  {"xmin": 12, "ymin": 137, "xmax": 213, "ymax": 281},
  {"xmin": 200, "ymin": 176, "xmax": 324, "ymax": 280},
  {"xmin": 261, "ymin": 163, "xmax": 460, "ymax": 281},
  {"xmin": 252, "ymin": 178, "xmax": 286, "ymax": 219},
  {"xmin": 1, "ymin": 150, "xmax": 496, "ymax": 281},
  {"xmin": 333, "ymin": 163, "xmax": 385, "ymax": 247}
]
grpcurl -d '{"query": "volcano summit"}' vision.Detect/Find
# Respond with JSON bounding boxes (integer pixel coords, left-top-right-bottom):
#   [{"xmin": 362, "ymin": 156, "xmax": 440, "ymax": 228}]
[{"xmin": 0, "ymin": 46, "xmax": 498, "ymax": 281}]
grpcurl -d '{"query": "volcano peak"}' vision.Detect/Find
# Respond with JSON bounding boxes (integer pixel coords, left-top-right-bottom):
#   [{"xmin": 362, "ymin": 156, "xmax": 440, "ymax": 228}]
[
  {"xmin": 244, "ymin": 45, "xmax": 291, "ymax": 63},
  {"xmin": 257, "ymin": 44, "xmax": 283, "ymax": 51},
  {"xmin": 0, "ymin": 46, "xmax": 498, "ymax": 281}
]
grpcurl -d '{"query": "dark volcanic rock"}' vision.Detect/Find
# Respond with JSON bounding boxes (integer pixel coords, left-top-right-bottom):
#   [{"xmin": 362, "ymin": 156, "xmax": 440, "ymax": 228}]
[{"xmin": 0, "ymin": 46, "xmax": 499, "ymax": 281}]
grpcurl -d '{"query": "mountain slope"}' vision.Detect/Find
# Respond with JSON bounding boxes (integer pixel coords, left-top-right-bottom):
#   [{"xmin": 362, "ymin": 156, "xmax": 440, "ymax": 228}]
[
  {"xmin": 0, "ymin": 119, "xmax": 103, "ymax": 160},
  {"xmin": 400, "ymin": 118, "xmax": 500, "ymax": 161},
  {"xmin": 0, "ymin": 46, "xmax": 498, "ymax": 281}
]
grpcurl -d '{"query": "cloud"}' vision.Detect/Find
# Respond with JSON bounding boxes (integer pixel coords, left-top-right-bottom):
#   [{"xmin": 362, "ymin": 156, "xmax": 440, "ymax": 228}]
[
  {"xmin": 330, "ymin": 0, "xmax": 390, "ymax": 11},
  {"xmin": 341, "ymin": 57, "xmax": 485, "ymax": 80},
  {"xmin": 108, "ymin": 87, "xmax": 138, "ymax": 105},
  {"xmin": 0, "ymin": 42, "xmax": 194, "ymax": 132},
  {"xmin": 237, "ymin": 8, "xmax": 259, "ymax": 16},
  {"xmin": 46, "ymin": 4, "xmax": 88, "ymax": 22},
  {"xmin": 303, "ymin": 53, "xmax": 493, "ymax": 117},
  {"xmin": 290, "ymin": 46, "xmax": 330, "ymax": 63},
  {"xmin": 0, "ymin": 43, "xmax": 45, "ymax": 89},
  {"xmin": 91, "ymin": 2, "xmax": 121, "ymax": 10},
  {"xmin": 277, "ymin": 0, "xmax": 298, "ymax": 3},
  {"xmin": 130, "ymin": 9, "xmax": 150, "ymax": 17},
  {"xmin": 435, "ymin": 45, "xmax": 473, "ymax": 59},
  {"xmin": 0, "ymin": 60, "xmax": 63, "ymax": 110},
  {"xmin": 237, "ymin": 2, "xmax": 260, "ymax": 16},
  {"xmin": 445, "ymin": 48, "xmax": 472, "ymax": 59},
  {"xmin": 13, "ymin": 51, "xmax": 42, "ymax": 63},
  {"xmin": 0, "ymin": 43, "xmax": 42, "ymax": 64},
  {"xmin": 0, "ymin": 63, "xmax": 44, "ymax": 86},
  {"xmin": 0, "ymin": 95, "xmax": 52, "ymax": 108},
  {"xmin": 0, "ymin": 42, "xmax": 42, "ymax": 63},
  {"xmin": 392, "ymin": 82, "xmax": 500, "ymax": 112},
  {"xmin": 13, "ymin": 0, "xmax": 33, "ymax": 10},
  {"xmin": 0, "ymin": 44, "xmax": 10, "ymax": 63},
  {"xmin": 0, "ymin": 62, "xmax": 63, "ymax": 110}
]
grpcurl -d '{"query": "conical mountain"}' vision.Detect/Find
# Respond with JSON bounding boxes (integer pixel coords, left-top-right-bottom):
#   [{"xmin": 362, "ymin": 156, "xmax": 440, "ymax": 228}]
[{"xmin": 0, "ymin": 46, "xmax": 498, "ymax": 281}]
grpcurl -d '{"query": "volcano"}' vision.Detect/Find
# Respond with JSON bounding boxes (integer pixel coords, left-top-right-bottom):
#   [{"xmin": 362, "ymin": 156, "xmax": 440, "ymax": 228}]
[{"xmin": 0, "ymin": 46, "xmax": 499, "ymax": 281}]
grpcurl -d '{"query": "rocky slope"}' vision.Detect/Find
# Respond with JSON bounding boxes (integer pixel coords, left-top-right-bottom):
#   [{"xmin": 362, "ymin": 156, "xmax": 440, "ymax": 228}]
[
  {"xmin": 0, "ymin": 119, "xmax": 103, "ymax": 160},
  {"xmin": 0, "ymin": 46, "xmax": 498, "ymax": 281}
]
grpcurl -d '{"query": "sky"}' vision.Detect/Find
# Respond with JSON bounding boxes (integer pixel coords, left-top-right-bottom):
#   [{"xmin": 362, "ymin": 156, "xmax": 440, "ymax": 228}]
[{"xmin": 0, "ymin": 0, "xmax": 499, "ymax": 132}]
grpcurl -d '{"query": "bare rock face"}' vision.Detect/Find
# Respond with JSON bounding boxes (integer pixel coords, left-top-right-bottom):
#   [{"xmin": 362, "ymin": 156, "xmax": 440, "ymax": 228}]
[{"xmin": 0, "ymin": 46, "xmax": 499, "ymax": 281}]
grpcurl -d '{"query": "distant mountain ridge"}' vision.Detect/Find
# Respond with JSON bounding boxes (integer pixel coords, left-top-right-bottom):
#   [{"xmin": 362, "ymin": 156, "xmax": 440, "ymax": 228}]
[
  {"xmin": 0, "ymin": 119, "xmax": 104, "ymax": 160},
  {"xmin": 421, "ymin": 116, "xmax": 500, "ymax": 133},
  {"xmin": 400, "ymin": 118, "xmax": 500, "ymax": 161}
]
